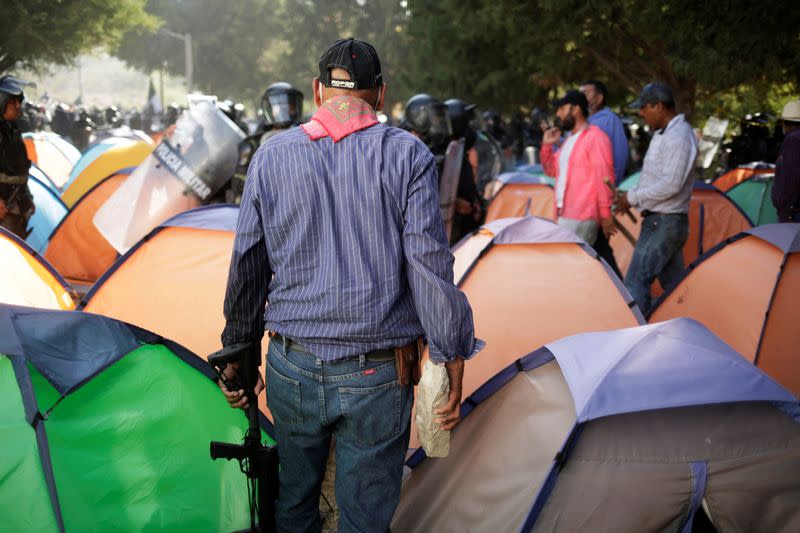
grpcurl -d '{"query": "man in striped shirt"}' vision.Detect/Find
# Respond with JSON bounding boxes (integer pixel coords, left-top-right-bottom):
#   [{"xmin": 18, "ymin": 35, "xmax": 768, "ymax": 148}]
[
  {"xmin": 616, "ymin": 82, "xmax": 698, "ymax": 314},
  {"xmin": 220, "ymin": 38, "xmax": 482, "ymax": 532}
]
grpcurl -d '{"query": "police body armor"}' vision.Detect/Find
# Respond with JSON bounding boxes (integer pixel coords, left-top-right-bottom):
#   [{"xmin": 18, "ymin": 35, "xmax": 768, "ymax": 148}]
[{"xmin": 0, "ymin": 119, "xmax": 34, "ymax": 238}]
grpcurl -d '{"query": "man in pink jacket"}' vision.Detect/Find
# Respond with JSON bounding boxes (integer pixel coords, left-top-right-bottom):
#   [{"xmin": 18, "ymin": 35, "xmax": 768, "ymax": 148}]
[{"xmin": 541, "ymin": 89, "xmax": 616, "ymax": 246}]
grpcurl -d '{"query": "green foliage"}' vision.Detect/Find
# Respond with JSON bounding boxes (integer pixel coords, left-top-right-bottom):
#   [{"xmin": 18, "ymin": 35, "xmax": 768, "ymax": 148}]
[
  {"xmin": 0, "ymin": 0, "xmax": 157, "ymax": 73},
  {"xmin": 405, "ymin": 0, "xmax": 800, "ymax": 119},
  {"xmin": 114, "ymin": 0, "xmax": 416, "ymax": 111}
]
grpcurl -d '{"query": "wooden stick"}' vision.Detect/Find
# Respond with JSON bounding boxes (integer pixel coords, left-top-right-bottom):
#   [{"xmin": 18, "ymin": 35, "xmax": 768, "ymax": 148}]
[{"xmin": 612, "ymin": 218, "xmax": 637, "ymax": 246}]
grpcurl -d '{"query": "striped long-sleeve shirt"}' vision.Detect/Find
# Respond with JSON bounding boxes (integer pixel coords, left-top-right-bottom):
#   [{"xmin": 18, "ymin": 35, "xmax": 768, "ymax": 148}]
[{"xmin": 221, "ymin": 123, "xmax": 481, "ymax": 363}]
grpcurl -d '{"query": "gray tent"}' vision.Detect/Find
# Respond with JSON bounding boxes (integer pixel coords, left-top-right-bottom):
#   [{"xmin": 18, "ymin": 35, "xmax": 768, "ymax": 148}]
[{"xmin": 392, "ymin": 319, "xmax": 800, "ymax": 532}]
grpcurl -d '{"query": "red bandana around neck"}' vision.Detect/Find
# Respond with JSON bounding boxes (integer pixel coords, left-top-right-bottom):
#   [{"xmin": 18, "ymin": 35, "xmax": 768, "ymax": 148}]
[{"xmin": 302, "ymin": 95, "xmax": 379, "ymax": 142}]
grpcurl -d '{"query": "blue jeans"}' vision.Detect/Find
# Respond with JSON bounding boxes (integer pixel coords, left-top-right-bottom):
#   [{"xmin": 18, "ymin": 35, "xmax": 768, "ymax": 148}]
[
  {"xmin": 624, "ymin": 213, "xmax": 689, "ymax": 315},
  {"xmin": 265, "ymin": 338, "xmax": 413, "ymax": 533}
]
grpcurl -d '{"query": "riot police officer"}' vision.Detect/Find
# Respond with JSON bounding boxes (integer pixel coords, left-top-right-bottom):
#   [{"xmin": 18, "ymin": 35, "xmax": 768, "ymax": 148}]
[
  {"xmin": 445, "ymin": 98, "xmax": 484, "ymax": 241},
  {"xmin": 0, "ymin": 75, "xmax": 36, "ymax": 238},
  {"xmin": 259, "ymin": 82, "xmax": 304, "ymax": 144},
  {"xmin": 399, "ymin": 93, "xmax": 452, "ymax": 157}
]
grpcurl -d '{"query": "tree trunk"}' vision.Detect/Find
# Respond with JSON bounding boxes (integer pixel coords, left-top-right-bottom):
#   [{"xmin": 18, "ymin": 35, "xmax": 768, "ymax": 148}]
[{"xmin": 674, "ymin": 77, "xmax": 697, "ymax": 123}]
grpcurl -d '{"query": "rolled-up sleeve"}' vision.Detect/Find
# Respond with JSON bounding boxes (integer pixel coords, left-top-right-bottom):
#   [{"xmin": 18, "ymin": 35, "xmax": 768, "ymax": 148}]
[
  {"xmin": 221, "ymin": 153, "xmax": 272, "ymax": 348},
  {"xmin": 402, "ymin": 150, "xmax": 484, "ymax": 363}
]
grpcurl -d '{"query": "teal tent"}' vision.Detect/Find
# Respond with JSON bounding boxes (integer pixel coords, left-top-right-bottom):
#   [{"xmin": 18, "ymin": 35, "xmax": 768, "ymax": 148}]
[
  {"xmin": 726, "ymin": 174, "xmax": 778, "ymax": 225},
  {"xmin": 0, "ymin": 304, "xmax": 274, "ymax": 532},
  {"xmin": 618, "ymin": 171, "xmax": 641, "ymax": 191}
]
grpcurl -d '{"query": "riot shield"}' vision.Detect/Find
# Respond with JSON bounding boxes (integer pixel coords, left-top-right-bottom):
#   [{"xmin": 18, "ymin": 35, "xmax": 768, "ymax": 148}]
[
  {"xmin": 474, "ymin": 132, "xmax": 503, "ymax": 200},
  {"xmin": 439, "ymin": 139, "xmax": 465, "ymax": 242},
  {"xmin": 94, "ymin": 98, "xmax": 245, "ymax": 254}
]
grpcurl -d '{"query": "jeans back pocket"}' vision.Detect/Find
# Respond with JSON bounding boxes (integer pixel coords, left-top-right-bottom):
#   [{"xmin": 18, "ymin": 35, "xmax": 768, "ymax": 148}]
[
  {"xmin": 266, "ymin": 355, "xmax": 304, "ymax": 426},
  {"xmin": 339, "ymin": 380, "xmax": 403, "ymax": 447}
]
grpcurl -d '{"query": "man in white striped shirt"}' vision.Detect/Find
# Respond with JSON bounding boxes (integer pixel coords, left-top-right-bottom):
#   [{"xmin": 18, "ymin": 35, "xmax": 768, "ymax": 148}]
[{"xmin": 616, "ymin": 82, "xmax": 698, "ymax": 313}]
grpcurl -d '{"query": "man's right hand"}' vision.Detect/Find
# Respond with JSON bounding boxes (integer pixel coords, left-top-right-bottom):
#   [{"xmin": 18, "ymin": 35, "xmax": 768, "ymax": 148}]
[
  {"xmin": 0, "ymin": 198, "xmax": 7, "ymax": 221},
  {"xmin": 613, "ymin": 191, "xmax": 631, "ymax": 214},
  {"xmin": 542, "ymin": 127, "xmax": 561, "ymax": 145},
  {"xmin": 433, "ymin": 357, "xmax": 465, "ymax": 430}
]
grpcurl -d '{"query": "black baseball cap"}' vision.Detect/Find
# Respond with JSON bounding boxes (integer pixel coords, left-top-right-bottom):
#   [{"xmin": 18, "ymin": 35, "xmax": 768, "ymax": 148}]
[
  {"xmin": 551, "ymin": 89, "xmax": 588, "ymax": 110},
  {"xmin": 318, "ymin": 38, "xmax": 382, "ymax": 90},
  {"xmin": 629, "ymin": 82, "xmax": 674, "ymax": 108}
]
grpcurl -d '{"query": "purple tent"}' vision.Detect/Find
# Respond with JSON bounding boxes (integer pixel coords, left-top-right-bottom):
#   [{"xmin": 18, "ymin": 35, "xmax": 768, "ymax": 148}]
[{"xmin": 393, "ymin": 318, "xmax": 800, "ymax": 533}]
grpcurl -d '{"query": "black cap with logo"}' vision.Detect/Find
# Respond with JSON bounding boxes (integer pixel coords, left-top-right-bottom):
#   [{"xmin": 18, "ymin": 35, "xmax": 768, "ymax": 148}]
[{"xmin": 318, "ymin": 38, "xmax": 382, "ymax": 90}]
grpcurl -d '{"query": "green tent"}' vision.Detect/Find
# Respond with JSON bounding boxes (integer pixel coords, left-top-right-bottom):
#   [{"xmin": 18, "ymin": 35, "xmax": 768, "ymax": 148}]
[
  {"xmin": 1, "ymin": 304, "xmax": 274, "ymax": 532},
  {"xmin": 726, "ymin": 175, "xmax": 778, "ymax": 225}
]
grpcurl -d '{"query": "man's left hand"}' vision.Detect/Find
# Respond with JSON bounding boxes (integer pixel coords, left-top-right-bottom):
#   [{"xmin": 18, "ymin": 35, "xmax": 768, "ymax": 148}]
[{"xmin": 434, "ymin": 358, "xmax": 464, "ymax": 430}]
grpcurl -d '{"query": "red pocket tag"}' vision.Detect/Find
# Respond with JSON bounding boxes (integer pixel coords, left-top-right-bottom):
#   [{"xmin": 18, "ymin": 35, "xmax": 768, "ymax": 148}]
[{"xmin": 363, "ymin": 369, "xmax": 376, "ymax": 376}]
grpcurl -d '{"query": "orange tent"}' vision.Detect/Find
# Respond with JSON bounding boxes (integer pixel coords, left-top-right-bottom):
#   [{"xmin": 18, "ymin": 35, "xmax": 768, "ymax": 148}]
[
  {"xmin": 484, "ymin": 182, "xmax": 555, "ymax": 222},
  {"xmin": 408, "ymin": 217, "xmax": 645, "ymax": 448},
  {"xmin": 44, "ymin": 172, "xmax": 129, "ymax": 288},
  {"xmin": 453, "ymin": 217, "xmax": 644, "ymax": 401},
  {"xmin": 712, "ymin": 163, "xmax": 775, "ymax": 193},
  {"xmin": 77, "ymin": 205, "xmax": 277, "ymax": 417},
  {"xmin": 649, "ymin": 224, "xmax": 800, "ymax": 396},
  {"xmin": 61, "ymin": 139, "xmax": 153, "ymax": 207},
  {"xmin": 82, "ymin": 205, "xmax": 237, "ymax": 359},
  {"xmin": 80, "ymin": 205, "xmax": 279, "ymax": 420},
  {"xmin": 610, "ymin": 183, "xmax": 753, "ymax": 284},
  {"xmin": 23, "ymin": 132, "xmax": 81, "ymax": 190},
  {"xmin": 0, "ymin": 227, "xmax": 75, "ymax": 310}
]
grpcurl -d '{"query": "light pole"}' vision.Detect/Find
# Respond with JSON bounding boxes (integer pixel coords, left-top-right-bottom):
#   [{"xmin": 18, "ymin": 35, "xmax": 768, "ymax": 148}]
[{"xmin": 157, "ymin": 28, "xmax": 193, "ymax": 93}]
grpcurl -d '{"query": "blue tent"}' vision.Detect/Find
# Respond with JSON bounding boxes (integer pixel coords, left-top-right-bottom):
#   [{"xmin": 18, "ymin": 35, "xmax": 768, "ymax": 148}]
[
  {"xmin": 26, "ymin": 166, "xmax": 68, "ymax": 254},
  {"xmin": 393, "ymin": 318, "xmax": 800, "ymax": 532},
  {"xmin": 62, "ymin": 137, "xmax": 130, "ymax": 191},
  {"xmin": 496, "ymin": 171, "xmax": 555, "ymax": 187}
]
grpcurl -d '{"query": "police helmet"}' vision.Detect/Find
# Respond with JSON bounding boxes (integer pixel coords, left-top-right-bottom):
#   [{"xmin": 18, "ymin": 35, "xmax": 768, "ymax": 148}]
[
  {"xmin": 260, "ymin": 82, "xmax": 303, "ymax": 128},
  {"xmin": 401, "ymin": 94, "xmax": 452, "ymax": 152},
  {"xmin": 444, "ymin": 98, "xmax": 477, "ymax": 141}
]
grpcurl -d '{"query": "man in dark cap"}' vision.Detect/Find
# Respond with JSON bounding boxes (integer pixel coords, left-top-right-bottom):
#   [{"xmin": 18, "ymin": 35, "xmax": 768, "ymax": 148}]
[
  {"xmin": 0, "ymin": 75, "xmax": 36, "ymax": 238},
  {"xmin": 616, "ymin": 82, "xmax": 698, "ymax": 313},
  {"xmin": 219, "ymin": 38, "xmax": 482, "ymax": 532},
  {"xmin": 541, "ymin": 89, "xmax": 616, "ymax": 246}
]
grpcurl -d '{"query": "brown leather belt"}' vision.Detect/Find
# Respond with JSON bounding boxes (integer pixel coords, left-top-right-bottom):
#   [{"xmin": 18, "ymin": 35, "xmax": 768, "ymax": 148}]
[{"xmin": 269, "ymin": 331, "xmax": 397, "ymax": 360}]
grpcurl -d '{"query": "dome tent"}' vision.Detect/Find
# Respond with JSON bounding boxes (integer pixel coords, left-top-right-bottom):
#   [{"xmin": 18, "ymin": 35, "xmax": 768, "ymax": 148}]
[
  {"xmin": 393, "ymin": 319, "xmax": 800, "ymax": 532},
  {"xmin": 61, "ymin": 138, "xmax": 152, "ymax": 207},
  {"xmin": 44, "ymin": 171, "xmax": 130, "ymax": 287},
  {"xmin": 79, "ymin": 205, "xmax": 275, "ymax": 420},
  {"xmin": 0, "ymin": 304, "xmax": 273, "ymax": 532},
  {"xmin": 26, "ymin": 165, "xmax": 68, "ymax": 253},
  {"xmin": 447, "ymin": 217, "xmax": 643, "ymax": 431},
  {"xmin": 23, "ymin": 131, "xmax": 80, "ymax": 190},
  {"xmin": 82, "ymin": 205, "xmax": 238, "ymax": 359},
  {"xmin": 0, "ymin": 227, "xmax": 74, "ymax": 310},
  {"xmin": 650, "ymin": 224, "xmax": 800, "ymax": 396},
  {"xmin": 484, "ymin": 174, "xmax": 555, "ymax": 223}
]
